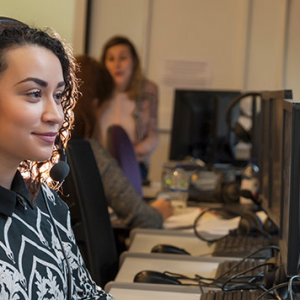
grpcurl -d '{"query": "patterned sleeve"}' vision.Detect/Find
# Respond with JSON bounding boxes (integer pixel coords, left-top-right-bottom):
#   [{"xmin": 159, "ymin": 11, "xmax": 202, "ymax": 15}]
[
  {"xmin": 134, "ymin": 80, "xmax": 159, "ymax": 156},
  {"xmin": 44, "ymin": 186, "xmax": 116, "ymax": 300}
]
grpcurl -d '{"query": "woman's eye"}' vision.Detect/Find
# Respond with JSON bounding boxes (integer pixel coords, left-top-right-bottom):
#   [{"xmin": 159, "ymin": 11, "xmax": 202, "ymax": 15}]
[
  {"xmin": 54, "ymin": 92, "xmax": 63, "ymax": 102},
  {"xmin": 27, "ymin": 90, "xmax": 41, "ymax": 98}
]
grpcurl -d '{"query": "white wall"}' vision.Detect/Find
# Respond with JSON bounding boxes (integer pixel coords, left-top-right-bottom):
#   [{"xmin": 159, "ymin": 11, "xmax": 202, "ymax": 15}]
[
  {"xmin": 284, "ymin": 0, "xmax": 300, "ymax": 102},
  {"xmin": 88, "ymin": 0, "xmax": 151, "ymax": 63},
  {"xmin": 87, "ymin": 0, "xmax": 292, "ymax": 182},
  {"xmin": 0, "ymin": 0, "xmax": 86, "ymax": 55}
]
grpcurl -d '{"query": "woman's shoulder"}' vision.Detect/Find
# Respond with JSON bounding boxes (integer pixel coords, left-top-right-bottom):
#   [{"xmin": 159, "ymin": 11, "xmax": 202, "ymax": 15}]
[
  {"xmin": 142, "ymin": 78, "xmax": 158, "ymax": 95},
  {"xmin": 41, "ymin": 184, "xmax": 68, "ymax": 208}
]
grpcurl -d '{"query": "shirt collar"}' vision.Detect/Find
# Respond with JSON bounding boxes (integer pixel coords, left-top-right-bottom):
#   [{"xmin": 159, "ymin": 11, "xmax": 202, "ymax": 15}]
[{"xmin": 0, "ymin": 171, "xmax": 33, "ymax": 217}]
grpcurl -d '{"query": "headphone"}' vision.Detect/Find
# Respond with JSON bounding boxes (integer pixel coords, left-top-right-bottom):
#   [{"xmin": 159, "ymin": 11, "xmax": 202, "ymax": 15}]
[
  {"xmin": 236, "ymin": 211, "xmax": 267, "ymax": 236},
  {"xmin": 213, "ymin": 177, "xmax": 240, "ymax": 204},
  {"xmin": 225, "ymin": 92, "xmax": 262, "ymax": 144}
]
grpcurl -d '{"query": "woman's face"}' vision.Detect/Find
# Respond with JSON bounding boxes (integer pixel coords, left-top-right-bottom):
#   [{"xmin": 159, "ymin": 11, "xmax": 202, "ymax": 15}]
[
  {"xmin": 104, "ymin": 44, "xmax": 134, "ymax": 91},
  {"xmin": 0, "ymin": 45, "xmax": 65, "ymax": 167}
]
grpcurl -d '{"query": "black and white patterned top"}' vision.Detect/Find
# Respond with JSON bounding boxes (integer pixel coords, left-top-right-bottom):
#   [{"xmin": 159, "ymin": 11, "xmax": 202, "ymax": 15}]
[{"xmin": 0, "ymin": 171, "xmax": 115, "ymax": 300}]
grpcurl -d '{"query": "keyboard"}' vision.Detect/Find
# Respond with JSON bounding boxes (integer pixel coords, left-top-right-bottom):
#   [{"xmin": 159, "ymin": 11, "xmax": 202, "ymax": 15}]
[
  {"xmin": 215, "ymin": 259, "xmax": 266, "ymax": 285},
  {"xmin": 200, "ymin": 288, "xmax": 300, "ymax": 300},
  {"xmin": 200, "ymin": 289, "xmax": 270, "ymax": 300},
  {"xmin": 212, "ymin": 235, "xmax": 277, "ymax": 259}
]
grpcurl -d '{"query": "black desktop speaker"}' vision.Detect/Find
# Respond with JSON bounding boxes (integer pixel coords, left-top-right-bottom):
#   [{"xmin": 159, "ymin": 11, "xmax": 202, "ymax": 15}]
[{"xmin": 225, "ymin": 92, "xmax": 262, "ymax": 144}]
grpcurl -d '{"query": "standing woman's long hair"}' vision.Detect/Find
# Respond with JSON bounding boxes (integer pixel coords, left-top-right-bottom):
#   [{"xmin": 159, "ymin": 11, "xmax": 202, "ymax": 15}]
[
  {"xmin": 100, "ymin": 36, "xmax": 144, "ymax": 101},
  {"xmin": 74, "ymin": 55, "xmax": 112, "ymax": 138},
  {"xmin": 0, "ymin": 23, "xmax": 79, "ymax": 199}
]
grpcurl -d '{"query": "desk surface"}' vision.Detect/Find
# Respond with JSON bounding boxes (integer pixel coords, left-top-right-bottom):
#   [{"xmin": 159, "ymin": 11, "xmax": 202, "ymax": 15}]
[
  {"xmin": 115, "ymin": 252, "xmax": 221, "ymax": 284},
  {"xmin": 128, "ymin": 228, "xmax": 215, "ymax": 256},
  {"xmin": 105, "ymin": 282, "xmax": 206, "ymax": 300}
]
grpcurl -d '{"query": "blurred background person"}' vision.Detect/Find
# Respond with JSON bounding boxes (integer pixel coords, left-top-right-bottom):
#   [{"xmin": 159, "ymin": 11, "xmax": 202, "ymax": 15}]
[
  {"xmin": 94, "ymin": 36, "xmax": 159, "ymax": 182},
  {"xmin": 73, "ymin": 55, "xmax": 173, "ymax": 229}
]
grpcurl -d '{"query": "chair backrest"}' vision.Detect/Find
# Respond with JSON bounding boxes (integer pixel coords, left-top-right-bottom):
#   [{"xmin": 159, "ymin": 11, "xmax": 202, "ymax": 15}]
[
  {"xmin": 107, "ymin": 125, "xmax": 143, "ymax": 197},
  {"xmin": 62, "ymin": 138, "xmax": 119, "ymax": 287}
]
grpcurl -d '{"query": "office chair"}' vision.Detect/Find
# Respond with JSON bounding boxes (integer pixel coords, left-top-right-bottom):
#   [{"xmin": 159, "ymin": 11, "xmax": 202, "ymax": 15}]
[
  {"xmin": 106, "ymin": 125, "xmax": 143, "ymax": 197},
  {"xmin": 62, "ymin": 137, "xmax": 119, "ymax": 287}
]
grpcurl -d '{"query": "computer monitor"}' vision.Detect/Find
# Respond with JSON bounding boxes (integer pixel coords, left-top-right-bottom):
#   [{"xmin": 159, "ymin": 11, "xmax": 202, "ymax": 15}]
[
  {"xmin": 259, "ymin": 90, "xmax": 293, "ymax": 228},
  {"xmin": 280, "ymin": 99, "xmax": 300, "ymax": 277},
  {"xmin": 169, "ymin": 89, "xmax": 241, "ymax": 164}
]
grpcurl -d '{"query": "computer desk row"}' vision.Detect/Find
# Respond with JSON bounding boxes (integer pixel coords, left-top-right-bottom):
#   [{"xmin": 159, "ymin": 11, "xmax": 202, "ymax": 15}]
[{"xmin": 104, "ymin": 206, "xmax": 248, "ymax": 299}]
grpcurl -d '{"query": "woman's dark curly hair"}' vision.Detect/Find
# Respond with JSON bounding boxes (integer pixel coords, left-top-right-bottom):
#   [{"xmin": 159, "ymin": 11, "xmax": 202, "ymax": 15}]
[{"xmin": 0, "ymin": 23, "xmax": 79, "ymax": 199}]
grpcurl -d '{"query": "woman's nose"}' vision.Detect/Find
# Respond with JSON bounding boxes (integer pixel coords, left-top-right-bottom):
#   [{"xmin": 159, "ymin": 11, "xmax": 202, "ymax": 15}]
[
  {"xmin": 115, "ymin": 58, "xmax": 121, "ymax": 68},
  {"xmin": 42, "ymin": 97, "xmax": 64, "ymax": 126}
]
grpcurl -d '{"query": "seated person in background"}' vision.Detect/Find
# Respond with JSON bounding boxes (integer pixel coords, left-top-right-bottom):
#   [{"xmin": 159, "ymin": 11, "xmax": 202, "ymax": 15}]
[
  {"xmin": 0, "ymin": 18, "xmax": 114, "ymax": 299},
  {"xmin": 94, "ymin": 35, "xmax": 159, "ymax": 181},
  {"xmin": 73, "ymin": 55, "xmax": 173, "ymax": 228}
]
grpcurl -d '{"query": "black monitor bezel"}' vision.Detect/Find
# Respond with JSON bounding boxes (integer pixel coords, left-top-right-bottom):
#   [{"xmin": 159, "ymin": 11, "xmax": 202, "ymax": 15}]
[
  {"xmin": 279, "ymin": 99, "xmax": 300, "ymax": 277},
  {"xmin": 259, "ymin": 90, "xmax": 293, "ymax": 229},
  {"xmin": 169, "ymin": 89, "xmax": 241, "ymax": 164}
]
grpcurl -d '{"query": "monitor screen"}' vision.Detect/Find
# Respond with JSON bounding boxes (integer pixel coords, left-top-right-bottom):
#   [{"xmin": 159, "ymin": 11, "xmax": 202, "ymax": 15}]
[
  {"xmin": 169, "ymin": 89, "xmax": 241, "ymax": 164},
  {"xmin": 280, "ymin": 99, "xmax": 300, "ymax": 277}
]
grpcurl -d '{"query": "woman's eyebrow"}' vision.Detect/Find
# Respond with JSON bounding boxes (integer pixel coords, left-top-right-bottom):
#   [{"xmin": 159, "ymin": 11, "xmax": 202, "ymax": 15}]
[
  {"xmin": 57, "ymin": 81, "xmax": 65, "ymax": 88},
  {"xmin": 15, "ymin": 77, "xmax": 48, "ymax": 87},
  {"xmin": 14, "ymin": 78, "xmax": 65, "ymax": 89}
]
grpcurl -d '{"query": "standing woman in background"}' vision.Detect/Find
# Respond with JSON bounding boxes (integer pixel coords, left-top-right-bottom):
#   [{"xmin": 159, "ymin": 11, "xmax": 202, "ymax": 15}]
[
  {"xmin": 0, "ymin": 18, "xmax": 114, "ymax": 299},
  {"xmin": 94, "ymin": 36, "xmax": 159, "ymax": 181}
]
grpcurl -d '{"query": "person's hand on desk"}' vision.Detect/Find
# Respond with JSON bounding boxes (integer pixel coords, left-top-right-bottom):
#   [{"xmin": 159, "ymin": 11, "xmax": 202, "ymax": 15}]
[{"xmin": 150, "ymin": 198, "xmax": 174, "ymax": 220}]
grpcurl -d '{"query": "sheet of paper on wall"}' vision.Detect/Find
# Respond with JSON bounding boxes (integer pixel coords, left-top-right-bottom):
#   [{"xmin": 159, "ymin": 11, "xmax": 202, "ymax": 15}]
[{"xmin": 159, "ymin": 58, "xmax": 213, "ymax": 89}]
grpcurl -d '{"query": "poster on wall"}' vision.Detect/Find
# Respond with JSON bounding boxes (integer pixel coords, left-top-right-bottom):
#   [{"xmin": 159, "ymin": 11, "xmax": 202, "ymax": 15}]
[{"xmin": 159, "ymin": 58, "xmax": 213, "ymax": 90}]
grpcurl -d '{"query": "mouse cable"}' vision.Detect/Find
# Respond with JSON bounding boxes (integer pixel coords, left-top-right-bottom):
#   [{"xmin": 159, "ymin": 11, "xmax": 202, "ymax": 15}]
[
  {"xmin": 220, "ymin": 261, "xmax": 275, "ymax": 291},
  {"xmin": 164, "ymin": 270, "xmax": 215, "ymax": 283},
  {"xmin": 214, "ymin": 245, "xmax": 280, "ymax": 283},
  {"xmin": 163, "ymin": 270, "xmax": 221, "ymax": 292},
  {"xmin": 256, "ymin": 281, "xmax": 288, "ymax": 300},
  {"xmin": 288, "ymin": 275, "xmax": 300, "ymax": 300}
]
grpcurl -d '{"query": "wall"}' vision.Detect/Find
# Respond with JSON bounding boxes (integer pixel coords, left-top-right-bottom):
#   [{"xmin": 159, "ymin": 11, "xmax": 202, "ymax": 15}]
[
  {"xmin": 284, "ymin": 0, "xmax": 300, "ymax": 102},
  {"xmin": 0, "ymin": 0, "xmax": 85, "ymax": 55},
  {"xmin": 88, "ymin": 0, "xmax": 292, "ymax": 182}
]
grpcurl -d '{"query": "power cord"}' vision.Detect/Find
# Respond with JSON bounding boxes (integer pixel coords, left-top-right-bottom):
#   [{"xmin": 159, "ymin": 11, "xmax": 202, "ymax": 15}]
[
  {"xmin": 256, "ymin": 282, "xmax": 288, "ymax": 300},
  {"xmin": 214, "ymin": 245, "xmax": 280, "ymax": 282},
  {"xmin": 288, "ymin": 275, "xmax": 300, "ymax": 300}
]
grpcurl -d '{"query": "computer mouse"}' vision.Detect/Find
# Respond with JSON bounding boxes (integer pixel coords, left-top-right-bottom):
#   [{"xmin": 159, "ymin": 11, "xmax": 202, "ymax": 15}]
[
  {"xmin": 151, "ymin": 244, "xmax": 190, "ymax": 255},
  {"xmin": 133, "ymin": 270, "xmax": 182, "ymax": 285}
]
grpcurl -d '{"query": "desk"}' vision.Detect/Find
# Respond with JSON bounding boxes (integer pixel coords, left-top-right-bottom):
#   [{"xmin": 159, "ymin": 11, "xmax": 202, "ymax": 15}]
[
  {"xmin": 115, "ymin": 252, "xmax": 237, "ymax": 284},
  {"xmin": 128, "ymin": 228, "xmax": 216, "ymax": 255},
  {"xmin": 128, "ymin": 208, "xmax": 240, "ymax": 255},
  {"xmin": 105, "ymin": 282, "xmax": 211, "ymax": 300}
]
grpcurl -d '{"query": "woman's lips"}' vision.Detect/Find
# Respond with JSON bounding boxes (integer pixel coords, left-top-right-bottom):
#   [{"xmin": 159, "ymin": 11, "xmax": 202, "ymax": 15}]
[{"xmin": 33, "ymin": 132, "xmax": 57, "ymax": 143}]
